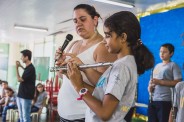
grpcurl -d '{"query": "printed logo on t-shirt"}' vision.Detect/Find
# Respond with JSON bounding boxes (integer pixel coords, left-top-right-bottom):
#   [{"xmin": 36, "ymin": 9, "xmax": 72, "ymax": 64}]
[
  {"xmin": 153, "ymin": 67, "xmax": 164, "ymax": 79},
  {"xmin": 114, "ymin": 74, "xmax": 120, "ymax": 84},
  {"xmin": 153, "ymin": 67, "xmax": 160, "ymax": 76},
  {"xmin": 96, "ymin": 77, "xmax": 106, "ymax": 87},
  {"xmin": 121, "ymin": 105, "xmax": 130, "ymax": 112}
]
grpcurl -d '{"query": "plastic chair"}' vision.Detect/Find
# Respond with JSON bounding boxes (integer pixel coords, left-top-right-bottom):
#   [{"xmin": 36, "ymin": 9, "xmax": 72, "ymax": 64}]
[
  {"xmin": 9, "ymin": 109, "xmax": 19, "ymax": 121},
  {"xmin": 30, "ymin": 97, "xmax": 49, "ymax": 122},
  {"xmin": 31, "ymin": 112, "xmax": 39, "ymax": 122},
  {"xmin": 6, "ymin": 109, "xmax": 11, "ymax": 121}
]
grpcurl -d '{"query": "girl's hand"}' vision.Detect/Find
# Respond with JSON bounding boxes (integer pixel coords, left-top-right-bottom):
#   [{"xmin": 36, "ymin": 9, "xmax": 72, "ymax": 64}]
[
  {"xmin": 38, "ymin": 108, "xmax": 43, "ymax": 115},
  {"xmin": 67, "ymin": 62, "xmax": 83, "ymax": 91}
]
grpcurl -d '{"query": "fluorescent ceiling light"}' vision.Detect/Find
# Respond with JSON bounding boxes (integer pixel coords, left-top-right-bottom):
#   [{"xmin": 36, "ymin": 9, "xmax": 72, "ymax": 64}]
[
  {"xmin": 14, "ymin": 24, "xmax": 48, "ymax": 32},
  {"xmin": 93, "ymin": 0, "xmax": 134, "ymax": 8}
]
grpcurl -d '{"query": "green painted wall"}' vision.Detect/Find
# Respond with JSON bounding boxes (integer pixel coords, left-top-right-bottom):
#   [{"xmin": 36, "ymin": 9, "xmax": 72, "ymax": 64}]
[
  {"xmin": 0, "ymin": 43, "xmax": 9, "ymax": 80},
  {"xmin": 34, "ymin": 57, "xmax": 50, "ymax": 81}
]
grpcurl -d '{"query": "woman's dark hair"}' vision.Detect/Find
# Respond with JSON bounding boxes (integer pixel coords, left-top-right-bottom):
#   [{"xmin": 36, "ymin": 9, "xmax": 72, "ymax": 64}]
[
  {"xmin": 74, "ymin": 4, "xmax": 101, "ymax": 26},
  {"xmin": 5, "ymin": 87, "xmax": 14, "ymax": 94},
  {"xmin": 20, "ymin": 49, "xmax": 32, "ymax": 61},
  {"xmin": 104, "ymin": 11, "xmax": 154, "ymax": 75},
  {"xmin": 34, "ymin": 83, "xmax": 45, "ymax": 102},
  {"xmin": 161, "ymin": 43, "xmax": 174, "ymax": 54}
]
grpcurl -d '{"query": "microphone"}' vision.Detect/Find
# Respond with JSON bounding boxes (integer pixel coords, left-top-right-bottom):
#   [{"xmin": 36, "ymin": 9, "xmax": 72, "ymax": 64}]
[{"xmin": 55, "ymin": 34, "xmax": 73, "ymax": 62}]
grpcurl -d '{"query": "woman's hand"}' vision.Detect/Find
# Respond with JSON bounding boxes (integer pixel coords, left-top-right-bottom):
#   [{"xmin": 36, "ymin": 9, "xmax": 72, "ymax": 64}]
[
  {"xmin": 63, "ymin": 53, "xmax": 84, "ymax": 66},
  {"xmin": 58, "ymin": 53, "xmax": 84, "ymax": 76},
  {"xmin": 55, "ymin": 47, "xmax": 66, "ymax": 66},
  {"xmin": 67, "ymin": 62, "xmax": 83, "ymax": 91},
  {"xmin": 55, "ymin": 47, "xmax": 68, "ymax": 76}
]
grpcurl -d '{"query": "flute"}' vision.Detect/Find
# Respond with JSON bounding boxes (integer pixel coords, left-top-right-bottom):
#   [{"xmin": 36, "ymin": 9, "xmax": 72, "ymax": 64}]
[
  {"xmin": 149, "ymin": 68, "xmax": 154, "ymax": 103},
  {"xmin": 50, "ymin": 62, "xmax": 113, "ymax": 72},
  {"xmin": 171, "ymin": 87, "xmax": 176, "ymax": 122}
]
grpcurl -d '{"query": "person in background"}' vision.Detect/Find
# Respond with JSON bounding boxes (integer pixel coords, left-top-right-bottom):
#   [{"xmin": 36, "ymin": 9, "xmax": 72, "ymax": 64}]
[
  {"xmin": 66, "ymin": 11, "xmax": 154, "ymax": 121},
  {"xmin": 2, "ymin": 87, "xmax": 16, "ymax": 122},
  {"xmin": 56, "ymin": 4, "xmax": 117, "ymax": 122},
  {"xmin": 0, "ymin": 81, "xmax": 8, "ymax": 99},
  {"xmin": 0, "ymin": 79, "xmax": 2, "ymax": 96},
  {"xmin": 16, "ymin": 49, "xmax": 36, "ymax": 122},
  {"xmin": 31, "ymin": 83, "xmax": 47, "ymax": 114},
  {"xmin": 0, "ymin": 81, "xmax": 9, "ymax": 116},
  {"xmin": 168, "ymin": 81, "xmax": 184, "ymax": 122},
  {"xmin": 148, "ymin": 43, "xmax": 182, "ymax": 122}
]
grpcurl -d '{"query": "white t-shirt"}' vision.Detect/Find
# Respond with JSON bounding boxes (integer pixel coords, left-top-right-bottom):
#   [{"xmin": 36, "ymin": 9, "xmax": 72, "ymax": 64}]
[{"xmin": 85, "ymin": 55, "xmax": 137, "ymax": 122}]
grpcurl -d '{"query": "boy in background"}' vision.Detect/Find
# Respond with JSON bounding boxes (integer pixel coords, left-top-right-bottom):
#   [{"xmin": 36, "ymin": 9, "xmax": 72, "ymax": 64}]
[{"xmin": 148, "ymin": 43, "xmax": 182, "ymax": 122}]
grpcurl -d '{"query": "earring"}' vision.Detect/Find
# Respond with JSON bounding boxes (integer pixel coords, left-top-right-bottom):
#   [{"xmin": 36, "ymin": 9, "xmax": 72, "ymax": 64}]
[
  {"xmin": 94, "ymin": 26, "xmax": 98, "ymax": 33},
  {"xmin": 94, "ymin": 26, "xmax": 97, "ymax": 33}
]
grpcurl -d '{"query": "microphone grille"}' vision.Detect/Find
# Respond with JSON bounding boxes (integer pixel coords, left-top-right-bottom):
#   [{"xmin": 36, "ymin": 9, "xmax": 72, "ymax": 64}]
[{"xmin": 66, "ymin": 34, "xmax": 73, "ymax": 41}]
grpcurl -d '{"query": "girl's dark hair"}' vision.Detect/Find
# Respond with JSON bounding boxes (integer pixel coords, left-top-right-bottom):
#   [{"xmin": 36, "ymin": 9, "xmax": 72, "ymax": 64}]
[
  {"xmin": 104, "ymin": 11, "xmax": 154, "ymax": 75},
  {"xmin": 74, "ymin": 4, "xmax": 101, "ymax": 26},
  {"xmin": 34, "ymin": 83, "xmax": 45, "ymax": 102},
  {"xmin": 5, "ymin": 87, "xmax": 14, "ymax": 94},
  {"xmin": 161, "ymin": 43, "xmax": 174, "ymax": 54}
]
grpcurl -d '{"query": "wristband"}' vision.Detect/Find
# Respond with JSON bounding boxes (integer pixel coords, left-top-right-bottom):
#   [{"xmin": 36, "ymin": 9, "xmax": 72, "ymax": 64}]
[{"xmin": 77, "ymin": 88, "xmax": 88, "ymax": 100}]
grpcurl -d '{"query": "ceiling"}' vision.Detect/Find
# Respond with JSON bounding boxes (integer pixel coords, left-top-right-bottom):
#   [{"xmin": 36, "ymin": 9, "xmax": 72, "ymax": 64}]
[{"xmin": 0, "ymin": 0, "xmax": 183, "ymax": 43}]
